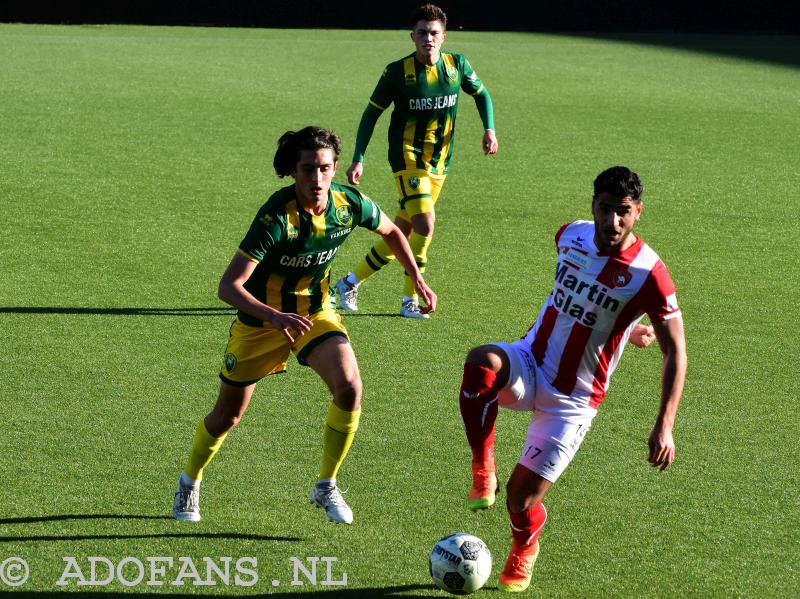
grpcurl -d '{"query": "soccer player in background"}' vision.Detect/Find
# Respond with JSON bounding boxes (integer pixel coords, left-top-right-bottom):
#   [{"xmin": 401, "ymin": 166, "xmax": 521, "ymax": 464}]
[
  {"xmin": 334, "ymin": 3, "xmax": 498, "ymax": 319},
  {"xmin": 458, "ymin": 167, "xmax": 687, "ymax": 591},
  {"xmin": 172, "ymin": 126, "xmax": 436, "ymax": 525}
]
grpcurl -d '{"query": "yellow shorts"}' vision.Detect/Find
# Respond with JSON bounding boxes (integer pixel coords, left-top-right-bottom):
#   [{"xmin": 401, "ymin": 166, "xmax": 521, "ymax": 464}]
[
  {"xmin": 219, "ymin": 310, "xmax": 349, "ymax": 387},
  {"xmin": 393, "ymin": 169, "xmax": 446, "ymax": 222}
]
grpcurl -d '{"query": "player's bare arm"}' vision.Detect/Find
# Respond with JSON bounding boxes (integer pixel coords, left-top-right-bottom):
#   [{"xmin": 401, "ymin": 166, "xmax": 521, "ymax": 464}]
[
  {"xmin": 482, "ymin": 129, "xmax": 498, "ymax": 155},
  {"xmin": 218, "ymin": 252, "xmax": 313, "ymax": 343},
  {"xmin": 346, "ymin": 162, "xmax": 364, "ymax": 185},
  {"xmin": 374, "ymin": 213, "xmax": 437, "ymax": 313},
  {"xmin": 647, "ymin": 314, "xmax": 687, "ymax": 471}
]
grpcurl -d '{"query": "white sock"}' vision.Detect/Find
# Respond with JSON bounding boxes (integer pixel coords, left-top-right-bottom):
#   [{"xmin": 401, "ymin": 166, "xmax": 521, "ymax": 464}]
[{"xmin": 180, "ymin": 471, "xmax": 200, "ymax": 488}]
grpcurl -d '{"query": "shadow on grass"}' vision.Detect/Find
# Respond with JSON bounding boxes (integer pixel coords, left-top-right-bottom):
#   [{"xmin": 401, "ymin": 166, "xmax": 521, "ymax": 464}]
[
  {"xmin": 0, "ymin": 586, "xmax": 436, "ymax": 597},
  {"xmin": 0, "ymin": 514, "xmax": 301, "ymax": 543},
  {"xmin": 0, "ymin": 306, "xmax": 234, "ymax": 316},
  {"xmin": 576, "ymin": 32, "xmax": 800, "ymax": 70},
  {"xmin": 0, "ymin": 532, "xmax": 300, "ymax": 542},
  {"xmin": 0, "ymin": 514, "xmax": 172, "ymax": 525}
]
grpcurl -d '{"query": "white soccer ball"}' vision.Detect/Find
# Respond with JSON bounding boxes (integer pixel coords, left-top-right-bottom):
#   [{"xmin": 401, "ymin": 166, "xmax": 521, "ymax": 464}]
[{"xmin": 429, "ymin": 532, "xmax": 492, "ymax": 595}]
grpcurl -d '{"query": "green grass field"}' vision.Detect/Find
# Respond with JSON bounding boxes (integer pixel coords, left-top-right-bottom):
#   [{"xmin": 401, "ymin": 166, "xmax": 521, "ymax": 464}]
[{"xmin": 1, "ymin": 24, "xmax": 798, "ymax": 597}]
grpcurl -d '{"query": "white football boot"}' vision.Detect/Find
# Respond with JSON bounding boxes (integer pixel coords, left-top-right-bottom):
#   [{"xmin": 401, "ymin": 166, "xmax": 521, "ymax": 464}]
[
  {"xmin": 335, "ymin": 276, "xmax": 359, "ymax": 311},
  {"xmin": 310, "ymin": 484, "xmax": 353, "ymax": 524},
  {"xmin": 400, "ymin": 298, "xmax": 429, "ymax": 319},
  {"xmin": 172, "ymin": 475, "xmax": 201, "ymax": 522}
]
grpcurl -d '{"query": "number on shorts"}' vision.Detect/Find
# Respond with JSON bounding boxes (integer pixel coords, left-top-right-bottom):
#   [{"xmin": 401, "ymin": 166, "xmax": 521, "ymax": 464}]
[{"xmin": 524, "ymin": 445, "xmax": 542, "ymax": 459}]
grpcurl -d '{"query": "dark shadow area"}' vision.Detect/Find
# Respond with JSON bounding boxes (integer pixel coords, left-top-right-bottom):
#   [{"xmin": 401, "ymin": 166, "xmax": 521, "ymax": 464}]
[
  {"xmin": 0, "ymin": 532, "xmax": 300, "ymax": 542},
  {"xmin": 577, "ymin": 32, "xmax": 800, "ymax": 70},
  {"xmin": 1, "ymin": 0, "xmax": 798, "ymax": 33},
  {"xmin": 0, "ymin": 514, "xmax": 172, "ymax": 525},
  {"xmin": 0, "ymin": 585, "xmax": 433, "ymax": 597},
  {"xmin": 0, "ymin": 2, "xmax": 797, "ymax": 78},
  {"xmin": 0, "ymin": 514, "xmax": 301, "ymax": 543},
  {"xmin": 0, "ymin": 307, "xmax": 234, "ymax": 316}
]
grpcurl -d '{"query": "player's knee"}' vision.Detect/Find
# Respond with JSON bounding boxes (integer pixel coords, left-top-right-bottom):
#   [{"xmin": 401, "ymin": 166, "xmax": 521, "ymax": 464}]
[
  {"xmin": 412, "ymin": 214, "xmax": 434, "ymax": 237},
  {"xmin": 465, "ymin": 345, "xmax": 503, "ymax": 371},
  {"xmin": 332, "ymin": 375, "xmax": 362, "ymax": 410},
  {"xmin": 505, "ymin": 481, "xmax": 536, "ymax": 513}
]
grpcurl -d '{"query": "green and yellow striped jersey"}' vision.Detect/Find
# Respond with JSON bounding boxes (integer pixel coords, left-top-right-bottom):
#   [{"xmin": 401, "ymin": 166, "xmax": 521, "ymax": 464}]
[
  {"xmin": 368, "ymin": 52, "xmax": 486, "ymax": 174},
  {"xmin": 237, "ymin": 182, "xmax": 381, "ymax": 324}
]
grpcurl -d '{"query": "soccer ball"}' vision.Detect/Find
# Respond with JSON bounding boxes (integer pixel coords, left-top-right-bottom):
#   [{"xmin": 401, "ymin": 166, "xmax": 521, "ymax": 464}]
[{"xmin": 429, "ymin": 532, "xmax": 492, "ymax": 595}]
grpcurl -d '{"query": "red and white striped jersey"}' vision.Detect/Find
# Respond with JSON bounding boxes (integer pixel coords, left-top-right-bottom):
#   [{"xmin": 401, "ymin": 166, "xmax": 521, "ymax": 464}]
[{"xmin": 523, "ymin": 220, "xmax": 681, "ymax": 409}]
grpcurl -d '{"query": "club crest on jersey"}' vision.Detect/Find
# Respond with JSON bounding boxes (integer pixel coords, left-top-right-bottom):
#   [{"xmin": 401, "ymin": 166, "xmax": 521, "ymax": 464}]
[
  {"xmin": 224, "ymin": 353, "xmax": 237, "ymax": 373},
  {"xmin": 286, "ymin": 223, "xmax": 299, "ymax": 240},
  {"xmin": 409, "ymin": 176, "xmax": 420, "ymax": 190},
  {"xmin": 335, "ymin": 205, "xmax": 353, "ymax": 227},
  {"xmin": 611, "ymin": 269, "xmax": 632, "ymax": 288},
  {"xmin": 446, "ymin": 66, "xmax": 458, "ymax": 81}
]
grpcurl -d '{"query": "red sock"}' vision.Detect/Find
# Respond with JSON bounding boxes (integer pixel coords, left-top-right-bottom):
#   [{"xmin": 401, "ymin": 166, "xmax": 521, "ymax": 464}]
[
  {"xmin": 508, "ymin": 501, "xmax": 547, "ymax": 546},
  {"xmin": 459, "ymin": 362, "xmax": 499, "ymax": 465}
]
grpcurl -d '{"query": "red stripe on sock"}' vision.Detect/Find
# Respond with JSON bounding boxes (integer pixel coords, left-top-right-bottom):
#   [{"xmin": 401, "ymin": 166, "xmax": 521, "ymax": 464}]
[{"xmin": 508, "ymin": 501, "xmax": 548, "ymax": 546}]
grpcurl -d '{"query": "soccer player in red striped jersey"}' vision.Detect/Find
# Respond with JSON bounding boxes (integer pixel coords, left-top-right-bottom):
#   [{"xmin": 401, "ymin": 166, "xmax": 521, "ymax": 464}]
[{"xmin": 458, "ymin": 167, "xmax": 687, "ymax": 592}]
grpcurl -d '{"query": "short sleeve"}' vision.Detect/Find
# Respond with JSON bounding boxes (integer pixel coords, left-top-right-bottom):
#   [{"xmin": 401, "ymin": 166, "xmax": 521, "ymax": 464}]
[
  {"xmin": 353, "ymin": 192, "xmax": 382, "ymax": 231},
  {"xmin": 238, "ymin": 207, "xmax": 284, "ymax": 262},
  {"xmin": 641, "ymin": 261, "xmax": 681, "ymax": 323},
  {"xmin": 554, "ymin": 221, "xmax": 573, "ymax": 247}
]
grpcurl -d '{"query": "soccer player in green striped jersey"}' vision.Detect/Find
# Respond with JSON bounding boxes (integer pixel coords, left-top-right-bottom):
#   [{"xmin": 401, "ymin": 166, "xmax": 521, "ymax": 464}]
[
  {"xmin": 335, "ymin": 3, "xmax": 498, "ymax": 319},
  {"xmin": 172, "ymin": 126, "xmax": 436, "ymax": 525}
]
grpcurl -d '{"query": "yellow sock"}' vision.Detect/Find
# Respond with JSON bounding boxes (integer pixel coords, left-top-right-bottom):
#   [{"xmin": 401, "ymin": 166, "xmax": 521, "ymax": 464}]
[
  {"xmin": 403, "ymin": 231, "xmax": 432, "ymax": 299},
  {"xmin": 185, "ymin": 420, "xmax": 228, "ymax": 481},
  {"xmin": 353, "ymin": 237, "xmax": 395, "ymax": 282},
  {"xmin": 319, "ymin": 404, "xmax": 361, "ymax": 480}
]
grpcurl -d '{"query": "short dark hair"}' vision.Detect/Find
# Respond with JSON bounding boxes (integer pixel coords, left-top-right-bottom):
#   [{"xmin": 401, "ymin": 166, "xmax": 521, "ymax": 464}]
[
  {"xmin": 273, "ymin": 126, "xmax": 342, "ymax": 178},
  {"xmin": 593, "ymin": 166, "xmax": 643, "ymax": 202},
  {"xmin": 411, "ymin": 4, "xmax": 447, "ymax": 28}
]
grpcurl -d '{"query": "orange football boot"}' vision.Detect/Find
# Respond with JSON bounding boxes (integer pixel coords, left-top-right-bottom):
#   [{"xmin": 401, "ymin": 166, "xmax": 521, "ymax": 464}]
[
  {"xmin": 467, "ymin": 462, "xmax": 498, "ymax": 511},
  {"xmin": 498, "ymin": 540, "xmax": 540, "ymax": 592}
]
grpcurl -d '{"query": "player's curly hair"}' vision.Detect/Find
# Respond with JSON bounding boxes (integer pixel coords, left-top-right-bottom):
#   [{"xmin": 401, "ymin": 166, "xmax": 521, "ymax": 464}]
[
  {"xmin": 411, "ymin": 4, "xmax": 447, "ymax": 28},
  {"xmin": 273, "ymin": 126, "xmax": 342, "ymax": 178},
  {"xmin": 593, "ymin": 166, "xmax": 643, "ymax": 202}
]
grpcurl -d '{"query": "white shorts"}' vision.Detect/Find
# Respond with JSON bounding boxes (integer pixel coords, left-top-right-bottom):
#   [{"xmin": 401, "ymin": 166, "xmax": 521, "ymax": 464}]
[{"xmin": 491, "ymin": 341, "xmax": 597, "ymax": 483}]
